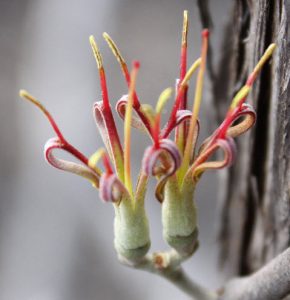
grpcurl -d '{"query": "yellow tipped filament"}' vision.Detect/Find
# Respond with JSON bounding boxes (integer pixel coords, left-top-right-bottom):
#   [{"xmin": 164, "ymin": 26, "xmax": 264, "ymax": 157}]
[
  {"xmin": 182, "ymin": 10, "xmax": 188, "ymax": 47},
  {"xmin": 19, "ymin": 89, "xmax": 66, "ymax": 142},
  {"xmin": 178, "ymin": 31, "xmax": 208, "ymax": 184},
  {"xmin": 88, "ymin": 148, "xmax": 106, "ymax": 176},
  {"xmin": 180, "ymin": 58, "xmax": 201, "ymax": 87},
  {"xmin": 156, "ymin": 88, "xmax": 172, "ymax": 115},
  {"xmin": 230, "ymin": 43, "xmax": 276, "ymax": 110},
  {"xmin": 89, "ymin": 35, "xmax": 103, "ymax": 69},
  {"xmin": 19, "ymin": 89, "xmax": 48, "ymax": 116},
  {"xmin": 250, "ymin": 43, "xmax": 276, "ymax": 82},
  {"xmin": 103, "ymin": 32, "xmax": 127, "ymax": 67},
  {"xmin": 140, "ymin": 104, "xmax": 156, "ymax": 128},
  {"xmin": 230, "ymin": 86, "xmax": 251, "ymax": 109},
  {"xmin": 124, "ymin": 64, "xmax": 139, "ymax": 197}
]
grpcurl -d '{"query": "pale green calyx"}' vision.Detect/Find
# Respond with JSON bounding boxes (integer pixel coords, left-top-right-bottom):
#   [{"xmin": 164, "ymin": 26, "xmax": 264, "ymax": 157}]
[
  {"xmin": 114, "ymin": 175, "xmax": 150, "ymax": 262},
  {"xmin": 114, "ymin": 198, "xmax": 150, "ymax": 261},
  {"xmin": 162, "ymin": 176, "xmax": 198, "ymax": 255}
]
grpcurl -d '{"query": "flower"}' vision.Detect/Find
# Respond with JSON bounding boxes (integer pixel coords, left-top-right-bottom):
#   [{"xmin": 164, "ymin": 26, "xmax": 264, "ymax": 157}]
[{"xmin": 20, "ymin": 10, "xmax": 275, "ymax": 260}]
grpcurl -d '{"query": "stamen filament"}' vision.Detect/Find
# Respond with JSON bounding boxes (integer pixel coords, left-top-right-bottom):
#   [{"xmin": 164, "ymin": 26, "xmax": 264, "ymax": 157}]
[
  {"xmin": 103, "ymin": 32, "xmax": 131, "ymax": 84},
  {"xmin": 124, "ymin": 61, "xmax": 140, "ymax": 197},
  {"xmin": 88, "ymin": 148, "xmax": 106, "ymax": 175},
  {"xmin": 246, "ymin": 43, "xmax": 276, "ymax": 86},
  {"xmin": 19, "ymin": 90, "xmax": 89, "ymax": 166},
  {"xmin": 19, "ymin": 90, "xmax": 65, "ymax": 141},
  {"xmin": 176, "ymin": 10, "xmax": 189, "ymax": 153},
  {"xmin": 90, "ymin": 35, "xmax": 126, "ymax": 181},
  {"xmin": 230, "ymin": 43, "xmax": 276, "ymax": 110},
  {"xmin": 180, "ymin": 10, "xmax": 188, "ymax": 81},
  {"xmin": 154, "ymin": 88, "xmax": 172, "ymax": 146},
  {"xmin": 103, "ymin": 32, "xmax": 153, "ymax": 136},
  {"xmin": 89, "ymin": 35, "xmax": 110, "ymax": 109},
  {"xmin": 103, "ymin": 32, "xmax": 141, "ymax": 109},
  {"xmin": 212, "ymin": 43, "xmax": 276, "ymax": 142},
  {"xmin": 163, "ymin": 58, "xmax": 201, "ymax": 138},
  {"xmin": 178, "ymin": 29, "xmax": 209, "ymax": 184},
  {"xmin": 180, "ymin": 58, "xmax": 202, "ymax": 87}
]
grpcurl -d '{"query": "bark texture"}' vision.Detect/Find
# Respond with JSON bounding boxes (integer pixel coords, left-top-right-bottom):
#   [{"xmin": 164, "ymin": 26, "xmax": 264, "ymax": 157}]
[{"xmin": 217, "ymin": 0, "xmax": 290, "ymax": 276}]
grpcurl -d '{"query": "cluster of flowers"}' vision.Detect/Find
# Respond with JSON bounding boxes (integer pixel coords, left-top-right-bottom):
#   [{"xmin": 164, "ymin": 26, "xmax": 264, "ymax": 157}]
[{"xmin": 20, "ymin": 11, "xmax": 275, "ymax": 261}]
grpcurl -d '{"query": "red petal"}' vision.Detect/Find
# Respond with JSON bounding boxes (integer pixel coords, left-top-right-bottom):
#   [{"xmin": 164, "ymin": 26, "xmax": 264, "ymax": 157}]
[
  {"xmin": 190, "ymin": 137, "xmax": 237, "ymax": 183},
  {"xmin": 116, "ymin": 95, "xmax": 153, "ymax": 136},
  {"xmin": 93, "ymin": 101, "xmax": 124, "ymax": 179},
  {"xmin": 44, "ymin": 137, "xmax": 100, "ymax": 187},
  {"xmin": 161, "ymin": 109, "xmax": 197, "ymax": 138},
  {"xmin": 99, "ymin": 173, "xmax": 129, "ymax": 203},
  {"xmin": 142, "ymin": 139, "xmax": 181, "ymax": 202}
]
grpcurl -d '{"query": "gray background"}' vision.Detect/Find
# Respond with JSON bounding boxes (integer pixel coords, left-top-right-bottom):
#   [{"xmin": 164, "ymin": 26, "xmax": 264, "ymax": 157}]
[{"xmin": 0, "ymin": 0, "xmax": 231, "ymax": 299}]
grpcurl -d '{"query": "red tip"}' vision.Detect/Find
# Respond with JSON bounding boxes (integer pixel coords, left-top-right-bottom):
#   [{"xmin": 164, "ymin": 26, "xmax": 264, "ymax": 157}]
[
  {"xmin": 202, "ymin": 29, "xmax": 209, "ymax": 38},
  {"xmin": 133, "ymin": 60, "xmax": 140, "ymax": 69}
]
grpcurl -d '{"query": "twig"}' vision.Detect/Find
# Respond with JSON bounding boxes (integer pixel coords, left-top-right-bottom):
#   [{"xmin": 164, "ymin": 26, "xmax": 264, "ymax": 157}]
[{"xmin": 119, "ymin": 249, "xmax": 218, "ymax": 300}]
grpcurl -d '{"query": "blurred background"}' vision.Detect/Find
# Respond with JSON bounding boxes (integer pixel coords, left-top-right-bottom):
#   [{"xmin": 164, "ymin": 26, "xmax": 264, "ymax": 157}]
[{"xmin": 0, "ymin": 0, "xmax": 232, "ymax": 299}]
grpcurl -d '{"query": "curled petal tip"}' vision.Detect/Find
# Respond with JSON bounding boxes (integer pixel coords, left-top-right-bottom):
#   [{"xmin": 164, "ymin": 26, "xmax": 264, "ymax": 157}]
[
  {"xmin": 218, "ymin": 137, "xmax": 237, "ymax": 167},
  {"xmin": 99, "ymin": 173, "xmax": 128, "ymax": 203},
  {"xmin": 142, "ymin": 139, "xmax": 181, "ymax": 176},
  {"xmin": 44, "ymin": 137, "xmax": 100, "ymax": 187},
  {"xmin": 142, "ymin": 139, "xmax": 181, "ymax": 202},
  {"xmin": 190, "ymin": 137, "xmax": 237, "ymax": 183}
]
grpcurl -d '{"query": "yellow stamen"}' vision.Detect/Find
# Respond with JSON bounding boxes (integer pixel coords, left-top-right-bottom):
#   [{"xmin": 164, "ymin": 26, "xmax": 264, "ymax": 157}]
[
  {"xmin": 89, "ymin": 35, "xmax": 103, "ymax": 69},
  {"xmin": 88, "ymin": 148, "xmax": 105, "ymax": 176},
  {"xmin": 178, "ymin": 31, "xmax": 208, "ymax": 185},
  {"xmin": 230, "ymin": 43, "xmax": 276, "ymax": 110},
  {"xmin": 140, "ymin": 104, "xmax": 156, "ymax": 127},
  {"xmin": 103, "ymin": 32, "xmax": 127, "ymax": 67},
  {"xmin": 230, "ymin": 86, "xmax": 251, "ymax": 109},
  {"xmin": 156, "ymin": 88, "xmax": 172, "ymax": 115},
  {"xmin": 19, "ymin": 89, "xmax": 65, "ymax": 140},
  {"xmin": 180, "ymin": 58, "xmax": 201, "ymax": 88},
  {"xmin": 182, "ymin": 10, "xmax": 188, "ymax": 47},
  {"xmin": 19, "ymin": 90, "xmax": 48, "ymax": 116},
  {"xmin": 251, "ymin": 43, "xmax": 276, "ymax": 81},
  {"xmin": 124, "ymin": 63, "xmax": 139, "ymax": 197}
]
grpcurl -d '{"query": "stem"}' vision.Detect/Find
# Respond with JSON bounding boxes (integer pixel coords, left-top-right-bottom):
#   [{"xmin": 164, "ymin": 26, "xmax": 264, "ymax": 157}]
[
  {"xmin": 118, "ymin": 249, "xmax": 217, "ymax": 300},
  {"xmin": 161, "ymin": 267, "xmax": 217, "ymax": 300},
  {"xmin": 119, "ymin": 245, "xmax": 290, "ymax": 299}
]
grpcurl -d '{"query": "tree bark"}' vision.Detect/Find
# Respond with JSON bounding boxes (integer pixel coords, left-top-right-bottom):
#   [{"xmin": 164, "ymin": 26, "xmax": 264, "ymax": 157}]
[{"xmin": 216, "ymin": 0, "xmax": 290, "ymax": 277}]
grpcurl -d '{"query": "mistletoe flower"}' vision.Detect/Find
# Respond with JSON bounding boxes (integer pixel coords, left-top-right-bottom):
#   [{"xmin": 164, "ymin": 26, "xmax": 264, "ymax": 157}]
[
  {"xmin": 139, "ymin": 11, "xmax": 275, "ymax": 254},
  {"xmin": 20, "ymin": 39, "xmax": 153, "ymax": 262},
  {"xmin": 20, "ymin": 10, "xmax": 275, "ymax": 263}
]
